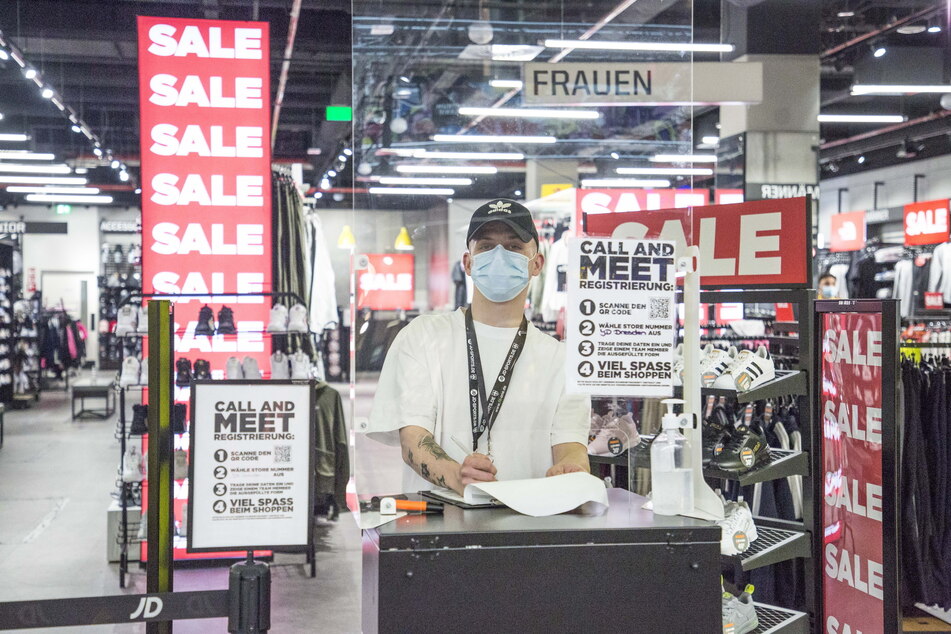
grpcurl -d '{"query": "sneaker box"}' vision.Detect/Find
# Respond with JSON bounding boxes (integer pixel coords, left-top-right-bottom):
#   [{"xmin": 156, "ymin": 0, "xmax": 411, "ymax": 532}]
[{"xmin": 107, "ymin": 500, "xmax": 141, "ymax": 563}]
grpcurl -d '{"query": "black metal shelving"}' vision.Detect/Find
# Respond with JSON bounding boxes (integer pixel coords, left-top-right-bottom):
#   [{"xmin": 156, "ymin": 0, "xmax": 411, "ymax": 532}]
[
  {"xmin": 750, "ymin": 603, "xmax": 810, "ymax": 633},
  {"xmin": 722, "ymin": 520, "xmax": 811, "ymax": 572},
  {"xmin": 704, "ymin": 448, "xmax": 808, "ymax": 486}
]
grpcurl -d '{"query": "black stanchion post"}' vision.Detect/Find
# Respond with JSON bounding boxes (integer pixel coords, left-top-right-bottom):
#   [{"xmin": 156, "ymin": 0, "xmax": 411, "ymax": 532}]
[{"xmin": 228, "ymin": 551, "xmax": 271, "ymax": 633}]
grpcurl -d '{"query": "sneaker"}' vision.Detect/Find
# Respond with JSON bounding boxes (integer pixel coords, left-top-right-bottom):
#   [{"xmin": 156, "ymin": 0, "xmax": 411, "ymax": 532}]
[
  {"xmin": 226, "ymin": 356, "xmax": 244, "ymax": 380},
  {"xmin": 193, "ymin": 359, "xmax": 211, "ymax": 381},
  {"xmin": 712, "ymin": 346, "xmax": 775, "ymax": 392},
  {"xmin": 136, "ymin": 305, "xmax": 148, "ymax": 334},
  {"xmin": 173, "ymin": 449, "xmax": 189, "ymax": 480},
  {"xmin": 136, "ymin": 512, "xmax": 147, "ymax": 541},
  {"xmin": 290, "ymin": 351, "xmax": 311, "ymax": 379},
  {"xmin": 217, "ymin": 306, "xmax": 237, "ymax": 335},
  {"xmin": 241, "ymin": 356, "xmax": 261, "ymax": 379},
  {"xmin": 115, "ymin": 305, "xmax": 137, "ymax": 336},
  {"xmin": 172, "ymin": 403, "xmax": 187, "ymax": 434},
  {"xmin": 267, "ymin": 304, "xmax": 289, "ymax": 333},
  {"xmin": 587, "ymin": 413, "xmax": 605, "ymax": 447},
  {"xmin": 722, "ymin": 585, "xmax": 759, "ymax": 634},
  {"xmin": 287, "ymin": 303, "xmax": 309, "ymax": 333},
  {"xmin": 139, "ymin": 357, "xmax": 148, "ymax": 385},
  {"xmin": 630, "ymin": 435, "xmax": 653, "ymax": 468},
  {"xmin": 702, "ymin": 406, "xmax": 733, "ymax": 467},
  {"xmin": 180, "ymin": 503, "xmax": 188, "ymax": 537},
  {"xmin": 716, "ymin": 498, "xmax": 758, "ymax": 556},
  {"xmin": 175, "ymin": 358, "xmax": 192, "ymax": 387},
  {"xmin": 119, "ymin": 356, "xmax": 140, "ymax": 387},
  {"xmin": 588, "ymin": 413, "xmax": 639, "ymax": 456},
  {"xmin": 122, "ymin": 444, "xmax": 144, "ymax": 483},
  {"xmin": 671, "ymin": 343, "xmax": 685, "ymax": 387},
  {"xmin": 270, "ymin": 351, "xmax": 290, "ymax": 379},
  {"xmin": 129, "ymin": 404, "xmax": 149, "ymax": 435},
  {"xmin": 194, "ymin": 305, "xmax": 215, "ymax": 336},
  {"xmin": 711, "ymin": 424, "xmax": 769, "ymax": 473},
  {"xmin": 700, "ymin": 345, "xmax": 737, "ymax": 387}
]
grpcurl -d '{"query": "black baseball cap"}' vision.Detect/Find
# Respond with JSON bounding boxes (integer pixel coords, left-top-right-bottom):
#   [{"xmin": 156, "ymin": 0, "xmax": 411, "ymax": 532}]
[{"xmin": 466, "ymin": 198, "xmax": 539, "ymax": 245}]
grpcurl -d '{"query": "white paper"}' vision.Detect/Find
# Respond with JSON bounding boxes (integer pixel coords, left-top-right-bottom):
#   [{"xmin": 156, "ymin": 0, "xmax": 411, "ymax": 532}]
[
  {"xmin": 356, "ymin": 510, "xmax": 407, "ymax": 530},
  {"xmin": 464, "ymin": 472, "xmax": 609, "ymax": 517}
]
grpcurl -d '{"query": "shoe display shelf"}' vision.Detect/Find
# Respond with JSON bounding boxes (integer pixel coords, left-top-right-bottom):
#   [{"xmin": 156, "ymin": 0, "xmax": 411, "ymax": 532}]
[
  {"xmin": 0, "ymin": 254, "xmax": 15, "ymax": 405},
  {"xmin": 12, "ymin": 292, "xmax": 41, "ymax": 408},
  {"xmin": 113, "ymin": 381, "xmax": 145, "ymax": 588},
  {"xmin": 749, "ymin": 603, "xmax": 810, "ymax": 634},
  {"xmin": 674, "ymin": 369, "xmax": 808, "ymax": 405}
]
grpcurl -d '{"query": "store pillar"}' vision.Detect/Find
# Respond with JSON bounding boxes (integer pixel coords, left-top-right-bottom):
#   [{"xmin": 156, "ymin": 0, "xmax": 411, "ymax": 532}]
[
  {"xmin": 719, "ymin": 0, "xmax": 821, "ymax": 199},
  {"xmin": 526, "ymin": 159, "xmax": 579, "ymax": 201}
]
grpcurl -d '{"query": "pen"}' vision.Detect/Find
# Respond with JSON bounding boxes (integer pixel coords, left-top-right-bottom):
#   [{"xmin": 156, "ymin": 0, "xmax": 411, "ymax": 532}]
[{"xmin": 450, "ymin": 435, "xmax": 494, "ymax": 463}]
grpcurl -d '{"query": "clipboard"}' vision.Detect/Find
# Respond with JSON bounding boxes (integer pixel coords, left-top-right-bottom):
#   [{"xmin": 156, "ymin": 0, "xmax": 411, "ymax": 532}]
[{"xmin": 420, "ymin": 489, "xmax": 505, "ymax": 509}]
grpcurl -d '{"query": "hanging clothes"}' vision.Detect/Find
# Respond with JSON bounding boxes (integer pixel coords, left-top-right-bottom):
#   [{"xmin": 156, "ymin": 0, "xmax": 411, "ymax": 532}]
[
  {"xmin": 451, "ymin": 260, "xmax": 467, "ymax": 309},
  {"xmin": 540, "ymin": 236, "xmax": 568, "ymax": 323},
  {"xmin": 314, "ymin": 382, "xmax": 349, "ymax": 513},
  {"xmin": 929, "ymin": 242, "xmax": 951, "ymax": 304},
  {"xmin": 308, "ymin": 213, "xmax": 338, "ymax": 330}
]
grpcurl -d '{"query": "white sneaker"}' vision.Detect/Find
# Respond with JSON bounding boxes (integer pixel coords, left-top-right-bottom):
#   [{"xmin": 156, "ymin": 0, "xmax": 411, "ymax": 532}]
[
  {"xmin": 119, "ymin": 356, "xmax": 141, "ymax": 387},
  {"xmin": 672, "ymin": 343, "xmax": 685, "ymax": 386},
  {"xmin": 716, "ymin": 497, "xmax": 758, "ymax": 555},
  {"xmin": 270, "ymin": 351, "xmax": 290, "ymax": 379},
  {"xmin": 241, "ymin": 356, "xmax": 261, "ymax": 379},
  {"xmin": 699, "ymin": 345, "xmax": 737, "ymax": 387},
  {"xmin": 588, "ymin": 413, "xmax": 639, "ymax": 456},
  {"xmin": 115, "ymin": 305, "xmax": 137, "ymax": 336},
  {"xmin": 136, "ymin": 305, "xmax": 148, "ymax": 334},
  {"xmin": 267, "ymin": 304, "xmax": 289, "ymax": 333},
  {"xmin": 713, "ymin": 345, "xmax": 775, "ymax": 391},
  {"xmin": 139, "ymin": 357, "xmax": 148, "ymax": 385},
  {"xmin": 287, "ymin": 303, "xmax": 309, "ymax": 333},
  {"xmin": 122, "ymin": 444, "xmax": 144, "ymax": 483},
  {"xmin": 290, "ymin": 351, "xmax": 311, "ymax": 379},
  {"xmin": 225, "ymin": 356, "xmax": 244, "ymax": 380}
]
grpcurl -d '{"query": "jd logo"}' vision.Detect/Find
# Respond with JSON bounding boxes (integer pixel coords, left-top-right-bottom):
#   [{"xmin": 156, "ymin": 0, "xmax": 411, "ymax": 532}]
[{"xmin": 130, "ymin": 596, "xmax": 163, "ymax": 620}]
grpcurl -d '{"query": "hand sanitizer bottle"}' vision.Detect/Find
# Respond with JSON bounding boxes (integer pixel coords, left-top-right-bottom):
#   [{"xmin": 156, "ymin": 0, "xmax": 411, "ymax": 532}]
[{"xmin": 651, "ymin": 399, "xmax": 694, "ymax": 516}]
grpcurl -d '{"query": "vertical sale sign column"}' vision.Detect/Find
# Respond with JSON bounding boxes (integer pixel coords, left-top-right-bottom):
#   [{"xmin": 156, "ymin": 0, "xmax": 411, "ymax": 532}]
[
  {"xmin": 819, "ymin": 302, "xmax": 900, "ymax": 633},
  {"xmin": 138, "ymin": 17, "xmax": 272, "ymax": 373}
]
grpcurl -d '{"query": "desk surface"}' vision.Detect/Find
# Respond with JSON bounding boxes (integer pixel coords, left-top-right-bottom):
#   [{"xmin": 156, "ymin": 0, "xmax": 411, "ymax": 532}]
[{"xmin": 370, "ymin": 488, "xmax": 719, "ymax": 550}]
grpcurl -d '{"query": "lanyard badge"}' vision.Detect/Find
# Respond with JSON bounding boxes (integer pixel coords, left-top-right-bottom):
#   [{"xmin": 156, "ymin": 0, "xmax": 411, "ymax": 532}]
[{"xmin": 465, "ymin": 308, "xmax": 528, "ymax": 457}]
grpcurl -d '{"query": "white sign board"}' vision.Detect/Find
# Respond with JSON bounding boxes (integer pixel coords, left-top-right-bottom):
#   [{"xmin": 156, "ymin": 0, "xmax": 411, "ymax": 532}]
[
  {"xmin": 188, "ymin": 381, "xmax": 313, "ymax": 551},
  {"xmin": 566, "ymin": 238, "xmax": 676, "ymax": 397},
  {"xmin": 522, "ymin": 62, "xmax": 762, "ymax": 106}
]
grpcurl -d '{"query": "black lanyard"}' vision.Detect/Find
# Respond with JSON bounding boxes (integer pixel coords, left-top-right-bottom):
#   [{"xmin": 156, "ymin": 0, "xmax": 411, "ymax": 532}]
[{"xmin": 465, "ymin": 308, "xmax": 528, "ymax": 452}]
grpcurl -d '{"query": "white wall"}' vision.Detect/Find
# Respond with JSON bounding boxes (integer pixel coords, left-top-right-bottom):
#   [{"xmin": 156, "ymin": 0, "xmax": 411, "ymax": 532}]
[
  {"xmin": 818, "ymin": 153, "xmax": 951, "ymax": 240},
  {"xmin": 15, "ymin": 205, "xmax": 104, "ymax": 360}
]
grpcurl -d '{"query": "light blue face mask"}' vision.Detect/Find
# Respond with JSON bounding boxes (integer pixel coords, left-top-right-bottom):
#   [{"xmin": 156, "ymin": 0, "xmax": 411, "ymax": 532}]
[{"xmin": 471, "ymin": 244, "xmax": 534, "ymax": 303}]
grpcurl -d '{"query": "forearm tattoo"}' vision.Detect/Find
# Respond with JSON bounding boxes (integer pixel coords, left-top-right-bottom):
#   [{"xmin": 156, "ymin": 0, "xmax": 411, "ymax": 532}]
[{"xmin": 418, "ymin": 435, "xmax": 452, "ymax": 461}]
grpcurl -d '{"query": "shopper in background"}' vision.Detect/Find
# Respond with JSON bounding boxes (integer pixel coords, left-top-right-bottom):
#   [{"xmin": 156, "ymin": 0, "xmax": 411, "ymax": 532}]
[
  {"xmin": 367, "ymin": 199, "xmax": 590, "ymax": 495},
  {"xmin": 818, "ymin": 273, "xmax": 838, "ymax": 299}
]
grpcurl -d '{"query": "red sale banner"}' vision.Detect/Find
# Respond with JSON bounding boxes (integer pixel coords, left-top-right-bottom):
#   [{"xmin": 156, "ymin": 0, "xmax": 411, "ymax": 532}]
[
  {"xmin": 584, "ymin": 197, "xmax": 810, "ymax": 288},
  {"xmin": 904, "ymin": 198, "xmax": 950, "ymax": 246},
  {"xmin": 829, "ymin": 211, "xmax": 866, "ymax": 252},
  {"xmin": 575, "ymin": 188, "xmax": 709, "ymax": 231},
  {"xmin": 358, "ymin": 254, "xmax": 414, "ymax": 310},
  {"xmin": 138, "ymin": 16, "xmax": 272, "ymax": 374},
  {"xmin": 137, "ymin": 16, "xmax": 272, "ymax": 562},
  {"xmin": 821, "ymin": 312, "xmax": 884, "ymax": 633}
]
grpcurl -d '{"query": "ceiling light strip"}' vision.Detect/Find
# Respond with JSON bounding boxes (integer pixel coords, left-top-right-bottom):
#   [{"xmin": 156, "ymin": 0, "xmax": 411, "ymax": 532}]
[
  {"xmin": 851, "ymin": 84, "xmax": 951, "ymax": 95},
  {"xmin": 818, "ymin": 114, "xmax": 906, "ymax": 123},
  {"xmin": 581, "ymin": 178, "xmax": 672, "ymax": 188},
  {"xmin": 413, "ymin": 150, "xmax": 525, "ymax": 160},
  {"xmin": 0, "ymin": 134, "xmax": 30, "ymax": 142},
  {"xmin": 650, "ymin": 154, "xmax": 718, "ymax": 163},
  {"xmin": 368, "ymin": 187, "xmax": 455, "ymax": 196},
  {"xmin": 546, "ymin": 39, "xmax": 734, "ymax": 53},
  {"xmin": 25, "ymin": 194, "xmax": 113, "ymax": 204},
  {"xmin": 432, "ymin": 134, "xmax": 556, "ymax": 144},
  {"xmin": 378, "ymin": 177, "xmax": 473, "ymax": 186},
  {"xmin": 617, "ymin": 167, "xmax": 714, "ymax": 176},
  {"xmin": 0, "ymin": 163, "xmax": 72, "ymax": 174},
  {"xmin": 6, "ymin": 186, "xmax": 100, "ymax": 194},
  {"xmin": 396, "ymin": 165, "xmax": 497, "ymax": 174},
  {"xmin": 0, "ymin": 151, "xmax": 54, "ymax": 160},
  {"xmin": 458, "ymin": 106, "xmax": 600, "ymax": 120},
  {"xmin": 0, "ymin": 176, "xmax": 87, "ymax": 185}
]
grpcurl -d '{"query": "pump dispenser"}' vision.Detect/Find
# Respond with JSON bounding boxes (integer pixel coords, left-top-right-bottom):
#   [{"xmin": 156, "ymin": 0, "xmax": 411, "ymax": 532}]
[{"xmin": 651, "ymin": 398, "xmax": 695, "ymax": 516}]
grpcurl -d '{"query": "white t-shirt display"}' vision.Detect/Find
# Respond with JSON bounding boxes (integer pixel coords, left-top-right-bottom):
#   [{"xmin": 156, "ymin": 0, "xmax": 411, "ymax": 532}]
[{"xmin": 367, "ymin": 308, "xmax": 590, "ymax": 492}]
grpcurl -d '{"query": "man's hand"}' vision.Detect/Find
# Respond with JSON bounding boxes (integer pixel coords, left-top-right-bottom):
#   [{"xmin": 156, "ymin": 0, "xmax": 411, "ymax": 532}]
[
  {"xmin": 459, "ymin": 452, "xmax": 497, "ymax": 491},
  {"xmin": 546, "ymin": 462, "xmax": 587, "ymax": 477}
]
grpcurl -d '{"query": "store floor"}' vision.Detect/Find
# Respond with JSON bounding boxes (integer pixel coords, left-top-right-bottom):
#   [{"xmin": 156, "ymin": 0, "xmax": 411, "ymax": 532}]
[{"xmin": 0, "ymin": 376, "xmax": 400, "ymax": 633}]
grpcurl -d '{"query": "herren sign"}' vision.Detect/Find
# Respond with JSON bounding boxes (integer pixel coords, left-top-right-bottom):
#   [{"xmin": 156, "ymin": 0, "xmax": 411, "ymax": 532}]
[{"xmin": 523, "ymin": 62, "xmax": 762, "ymax": 106}]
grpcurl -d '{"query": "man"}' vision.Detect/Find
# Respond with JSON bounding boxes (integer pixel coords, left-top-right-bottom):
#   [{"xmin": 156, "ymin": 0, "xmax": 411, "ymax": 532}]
[
  {"xmin": 367, "ymin": 199, "xmax": 590, "ymax": 495},
  {"xmin": 818, "ymin": 273, "xmax": 837, "ymax": 299}
]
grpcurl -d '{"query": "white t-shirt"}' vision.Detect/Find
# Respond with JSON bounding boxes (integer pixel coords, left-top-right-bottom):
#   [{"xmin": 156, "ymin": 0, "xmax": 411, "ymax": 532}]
[{"xmin": 367, "ymin": 308, "xmax": 590, "ymax": 492}]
